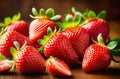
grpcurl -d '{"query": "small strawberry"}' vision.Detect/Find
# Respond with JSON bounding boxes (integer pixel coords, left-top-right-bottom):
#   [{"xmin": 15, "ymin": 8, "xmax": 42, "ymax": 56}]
[
  {"xmin": 82, "ymin": 34, "xmax": 119, "ymax": 72},
  {"xmin": 29, "ymin": 7, "xmax": 61, "ymax": 43},
  {"xmin": 81, "ymin": 10, "xmax": 109, "ymax": 43},
  {"xmin": 0, "ymin": 30, "xmax": 32, "ymax": 58},
  {"xmin": 0, "ymin": 13, "xmax": 29, "ymax": 36},
  {"xmin": 10, "ymin": 41, "xmax": 46, "ymax": 73},
  {"xmin": 46, "ymin": 56, "xmax": 72, "ymax": 76},
  {"xmin": 57, "ymin": 13, "xmax": 90, "ymax": 59},
  {"xmin": 38, "ymin": 28, "xmax": 78, "ymax": 66}
]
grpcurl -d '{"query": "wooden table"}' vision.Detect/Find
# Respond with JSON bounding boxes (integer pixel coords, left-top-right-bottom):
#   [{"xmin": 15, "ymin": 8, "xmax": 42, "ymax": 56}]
[{"xmin": 0, "ymin": 21, "xmax": 120, "ymax": 79}]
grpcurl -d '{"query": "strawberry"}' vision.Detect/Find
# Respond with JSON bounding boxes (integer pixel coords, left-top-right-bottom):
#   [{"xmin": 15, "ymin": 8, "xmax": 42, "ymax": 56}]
[
  {"xmin": 46, "ymin": 56, "xmax": 72, "ymax": 76},
  {"xmin": 10, "ymin": 42, "xmax": 46, "ymax": 73},
  {"xmin": 81, "ymin": 10, "xmax": 109, "ymax": 43},
  {"xmin": 29, "ymin": 7, "xmax": 61, "ymax": 43},
  {"xmin": 0, "ymin": 31, "xmax": 32, "ymax": 58},
  {"xmin": 38, "ymin": 28, "xmax": 78, "ymax": 66},
  {"xmin": 0, "ymin": 13, "xmax": 29, "ymax": 36},
  {"xmin": 82, "ymin": 34, "xmax": 119, "ymax": 72},
  {"xmin": 63, "ymin": 27, "xmax": 90, "ymax": 59},
  {"xmin": 57, "ymin": 13, "xmax": 90, "ymax": 59}
]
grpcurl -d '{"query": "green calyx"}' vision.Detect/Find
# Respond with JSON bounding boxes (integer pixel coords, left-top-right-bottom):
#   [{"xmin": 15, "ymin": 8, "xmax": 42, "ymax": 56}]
[
  {"xmin": 82, "ymin": 10, "xmax": 106, "ymax": 20},
  {"xmin": 96, "ymin": 33, "xmax": 120, "ymax": 62},
  {"xmin": 57, "ymin": 12, "xmax": 81, "ymax": 29},
  {"xmin": 109, "ymin": 37, "xmax": 120, "ymax": 57},
  {"xmin": 37, "ymin": 27, "xmax": 59, "ymax": 52},
  {"xmin": 30, "ymin": 7, "xmax": 61, "ymax": 21},
  {"xmin": 0, "ymin": 12, "xmax": 21, "ymax": 28}
]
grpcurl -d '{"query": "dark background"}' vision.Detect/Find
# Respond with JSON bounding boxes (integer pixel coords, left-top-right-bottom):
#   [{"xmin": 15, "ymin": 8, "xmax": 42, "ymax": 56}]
[{"xmin": 0, "ymin": 0, "xmax": 120, "ymax": 22}]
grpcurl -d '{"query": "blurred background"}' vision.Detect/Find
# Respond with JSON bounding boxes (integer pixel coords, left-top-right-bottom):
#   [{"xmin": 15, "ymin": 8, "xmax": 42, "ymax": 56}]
[{"xmin": 0, "ymin": 0, "xmax": 120, "ymax": 22}]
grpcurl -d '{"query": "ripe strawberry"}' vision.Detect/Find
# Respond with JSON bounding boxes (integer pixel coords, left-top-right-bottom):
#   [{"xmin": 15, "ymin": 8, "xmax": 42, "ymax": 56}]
[
  {"xmin": 63, "ymin": 26, "xmax": 90, "ymax": 59},
  {"xmin": 46, "ymin": 56, "xmax": 72, "ymax": 76},
  {"xmin": 0, "ymin": 13, "xmax": 29, "ymax": 36},
  {"xmin": 82, "ymin": 34, "xmax": 118, "ymax": 72},
  {"xmin": 13, "ymin": 45, "xmax": 46, "ymax": 73},
  {"xmin": 82, "ymin": 43, "xmax": 111, "ymax": 72},
  {"xmin": 38, "ymin": 28, "xmax": 78, "ymax": 66},
  {"xmin": 29, "ymin": 7, "xmax": 61, "ymax": 43},
  {"xmin": 0, "ymin": 31, "xmax": 32, "ymax": 58},
  {"xmin": 57, "ymin": 13, "xmax": 89, "ymax": 59},
  {"xmin": 82, "ymin": 10, "xmax": 109, "ymax": 43}
]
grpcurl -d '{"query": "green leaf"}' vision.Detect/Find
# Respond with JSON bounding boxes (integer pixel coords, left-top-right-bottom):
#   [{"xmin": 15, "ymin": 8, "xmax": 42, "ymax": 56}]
[
  {"xmin": 73, "ymin": 14, "xmax": 81, "ymax": 22},
  {"xmin": 13, "ymin": 41, "xmax": 20, "ymax": 50},
  {"xmin": 107, "ymin": 41, "xmax": 117, "ymax": 50},
  {"xmin": 0, "ymin": 54, "xmax": 6, "ymax": 60},
  {"xmin": 88, "ymin": 10, "xmax": 96, "ymax": 18},
  {"xmin": 4, "ymin": 17, "xmax": 11, "ymax": 25},
  {"xmin": 47, "ymin": 27, "xmax": 52, "ymax": 36},
  {"xmin": 39, "ymin": 8, "xmax": 45, "ymax": 15},
  {"xmin": 10, "ymin": 47, "xmax": 17, "ymax": 58},
  {"xmin": 12, "ymin": 12, "xmax": 21, "ymax": 21},
  {"xmin": 65, "ymin": 14, "xmax": 73, "ymax": 22},
  {"xmin": 46, "ymin": 8, "xmax": 54, "ymax": 18},
  {"xmin": 50, "ymin": 15, "xmax": 61, "ymax": 21},
  {"xmin": 32, "ymin": 7, "xmax": 39, "ymax": 16},
  {"xmin": 97, "ymin": 10, "xmax": 106, "ymax": 19},
  {"xmin": 0, "ymin": 22, "xmax": 5, "ymax": 27},
  {"xmin": 97, "ymin": 33, "xmax": 105, "ymax": 45},
  {"xmin": 110, "ymin": 49, "xmax": 120, "ymax": 56}
]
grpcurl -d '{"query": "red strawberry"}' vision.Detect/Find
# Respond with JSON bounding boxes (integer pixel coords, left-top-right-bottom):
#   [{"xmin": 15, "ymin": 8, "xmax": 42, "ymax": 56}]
[
  {"xmin": 82, "ymin": 34, "xmax": 118, "ymax": 72},
  {"xmin": 0, "ymin": 31, "xmax": 32, "ymax": 58},
  {"xmin": 46, "ymin": 56, "xmax": 72, "ymax": 76},
  {"xmin": 82, "ymin": 10, "xmax": 109, "ymax": 43},
  {"xmin": 29, "ymin": 7, "xmax": 61, "ymax": 43},
  {"xmin": 63, "ymin": 26, "xmax": 90, "ymax": 59},
  {"xmin": 82, "ymin": 43, "xmax": 111, "ymax": 72},
  {"xmin": 82, "ymin": 18, "xmax": 109, "ymax": 43},
  {"xmin": 29, "ymin": 18, "xmax": 56, "ymax": 42},
  {"xmin": 12, "ymin": 45, "xmax": 46, "ymax": 73},
  {"xmin": 0, "ymin": 13, "xmax": 29, "ymax": 36},
  {"xmin": 38, "ymin": 28, "xmax": 78, "ymax": 66}
]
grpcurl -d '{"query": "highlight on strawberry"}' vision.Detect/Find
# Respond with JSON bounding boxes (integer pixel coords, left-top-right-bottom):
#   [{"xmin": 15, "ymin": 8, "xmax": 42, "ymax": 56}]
[{"xmin": 29, "ymin": 7, "xmax": 61, "ymax": 44}]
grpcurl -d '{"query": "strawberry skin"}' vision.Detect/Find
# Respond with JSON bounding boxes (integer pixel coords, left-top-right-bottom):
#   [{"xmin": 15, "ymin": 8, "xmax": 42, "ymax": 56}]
[
  {"xmin": 82, "ymin": 44, "xmax": 111, "ymax": 72},
  {"xmin": 5, "ymin": 20, "xmax": 29, "ymax": 36},
  {"xmin": 46, "ymin": 57, "xmax": 72, "ymax": 76},
  {"xmin": 15, "ymin": 45, "xmax": 46, "ymax": 73},
  {"xmin": 63, "ymin": 27, "xmax": 90, "ymax": 59},
  {"xmin": 82, "ymin": 19, "xmax": 109, "ymax": 42},
  {"xmin": 44, "ymin": 33, "xmax": 78, "ymax": 66},
  {"xmin": 29, "ymin": 18, "xmax": 56, "ymax": 43},
  {"xmin": 0, "ymin": 31, "xmax": 32, "ymax": 58}
]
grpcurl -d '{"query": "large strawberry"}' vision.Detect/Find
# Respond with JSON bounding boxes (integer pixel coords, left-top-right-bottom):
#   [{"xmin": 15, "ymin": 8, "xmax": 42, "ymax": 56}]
[
  {"xmin": 82, "ymin": 34, "xmax": 119, "ymax": 72},
  {"xmin": 10, "ymin": 42, "xmax": 46, "ymax": 73},
  {"xmin": 38, "ymin": 28, "xmax": 78, "ymax": 66},
  {"xmin": 46, "ymin": 56, "xmax": 72, "ymax": 76},
  {"xmin": 63, "ymin": 27, "xmax": 90, "ymax": 59},
  {"xmin": 57, "ymin": 13, "xmax": 90, "ymax": 59},
  {"xmin": 0, "ymin": 13, "xmax": 29, "ymax": 36},
  {"xmin": 29, "ymin": 7, "xmax": 61, "ymax": 43},
  {"xmin": 81, "ymin": 10, "xmax": 109, "ymax": 43},
  {"xmin": 0, "ymin": 30, "xmax": 32, "ymax": 58}
]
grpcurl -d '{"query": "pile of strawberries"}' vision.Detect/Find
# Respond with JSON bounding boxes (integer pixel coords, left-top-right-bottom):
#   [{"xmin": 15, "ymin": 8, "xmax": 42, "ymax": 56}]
[{"xmin": 0, "ymin": 7, "xmax": 120, "ymax": 76}]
